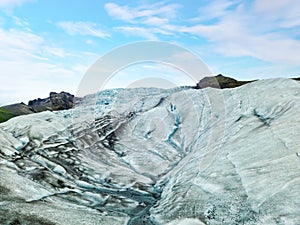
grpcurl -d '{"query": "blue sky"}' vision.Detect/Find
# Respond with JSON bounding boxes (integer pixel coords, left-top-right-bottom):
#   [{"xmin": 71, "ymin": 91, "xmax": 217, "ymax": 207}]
[{"xmin": 0, "ymin": 0, "xmax": 300, "ymax": 105}]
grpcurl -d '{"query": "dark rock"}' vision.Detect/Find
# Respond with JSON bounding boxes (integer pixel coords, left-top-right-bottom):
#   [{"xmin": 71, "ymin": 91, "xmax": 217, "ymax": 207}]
[
  {"xmin": 196, "ymin": 74, "xmax": 256, "ymax": 89},
  {"xmin": 28, "ymin": 92, "xmax": 75, "ymax": 112},
  {"xmin": 49, "ymin": 91, "xmax": 75, "ymax": 111},
  {"xmin": 28, "ymin": 97, "xmax": 52, "ymax": 113}
]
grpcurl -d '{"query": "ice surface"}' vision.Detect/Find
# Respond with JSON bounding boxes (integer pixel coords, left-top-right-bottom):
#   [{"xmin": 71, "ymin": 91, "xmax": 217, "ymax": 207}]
[{"xmin": 1, "ymin": 79, "xmax": 300, "ymax": 224}]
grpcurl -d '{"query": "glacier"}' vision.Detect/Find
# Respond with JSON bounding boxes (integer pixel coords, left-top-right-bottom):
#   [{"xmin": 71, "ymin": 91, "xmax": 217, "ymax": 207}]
[{"xmin": 0, "ymin": 78, "xmax": 300, "ymax": 225}]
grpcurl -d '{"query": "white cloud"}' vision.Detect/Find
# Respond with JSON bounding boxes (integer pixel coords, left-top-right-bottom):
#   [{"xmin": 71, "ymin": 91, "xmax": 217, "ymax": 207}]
[
  {"xmin": 104, "ymin": 2, "xmax": 181, "ymax": 40},
  {"xmin": 253, "ymin": 0, "xmax": 297, "ymax": 14},
  {"xmin": 116, "ymin": 26, "xmax": 175, "ymax": 40},
  {"xmin": 102, "ymin": 62, "xmax": 195, "ymax": 90},
  {"xmin": 191, "ymin": 0, "xmax": 241, "ymax": 22},
  {"xmin": 180, "ymin": 25, "xmax": 300, "ymax": 66},
  {"xmin": 0, "ymin": 0, "xmax": 35, "ymax": 9},
  {"xmin": 0, "ymin": 58, "xmax": 80, "ymax": 105},
  {"xmin": 104, "ymin": 1, "xmax": 300, "ymax": 67},
  {"xmin": 143, "ymin": 17, "xmax": 169, "ymax": 26},
  {"xmin": 42, "ymin": 46, "xmax": 67, "ymax": 58},
  {"xmin": 0, "ymin": 27, "xmax": 70, "ymax": 60},
  {"xmin": 85, "ymin": 39, "xmax": 95, "ymax": 45},
  {"xmin": 0, "ymin": 28, "xmax": 42, "ymax": 51},
  {"xmin": 253, "ymin": 0, "xmax": 300, "ymax": 28},
  {"xmin": 57, "ymin": 21, "xmax": 109, "ymax": 38},
  {"xmin": 116, "ymin": 26, "xmax": 158, "ymax": 40},
  {"xmin": 11, "ymin": 15, "xmax": 30, "ymax": 28},
  {"xmin": 104, "ymin": 2, "xmax": 180, "ymax": 23},
  {"xmin": 179, "ymin": 1, "xmax": 300, "ymax": 65},
  {"xmin": 0, "ymin": 25, "xmax": 97, "ymax": 105},
  {"xmin": 104, "ymin": 3, "xmax": 135, "ymax": 22}
]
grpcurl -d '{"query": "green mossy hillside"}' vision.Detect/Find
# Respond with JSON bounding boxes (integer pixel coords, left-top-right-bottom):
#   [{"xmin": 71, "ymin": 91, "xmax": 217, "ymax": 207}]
[{"xmin": 0, "ymin": 108, "xmax": 17, "ymax": 123}]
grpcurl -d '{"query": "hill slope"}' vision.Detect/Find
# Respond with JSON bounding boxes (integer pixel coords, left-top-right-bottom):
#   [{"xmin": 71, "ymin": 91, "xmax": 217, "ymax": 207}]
[{"xmin": 0, "ymin": 108, "xmax": 17, "ymax": 123}]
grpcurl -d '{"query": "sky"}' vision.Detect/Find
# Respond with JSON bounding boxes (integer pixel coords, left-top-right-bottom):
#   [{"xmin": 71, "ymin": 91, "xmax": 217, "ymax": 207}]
[{"xmin": 0, "ymin": 0, "xmax": 300, "ymax": 105}]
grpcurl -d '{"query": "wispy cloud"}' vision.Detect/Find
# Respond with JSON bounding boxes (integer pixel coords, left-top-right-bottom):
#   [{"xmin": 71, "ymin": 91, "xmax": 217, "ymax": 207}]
[
  {"xmin": 104, "ymin": 2, "xmax": 181, "ymax": 40},
  {"xmin": 142, "ymin": 17, "xmax": 169, "ymax": 26},
  {"xmin": 115, "ymin": 26, "xmax": 174, "ymax": 40},
  {"xmin": 104, "ymin": 2, "xmax": 180, "ymax": 24},
  {"xmin": 0, "ymin": 28, "xmax": 43, "ymax": 57},
  {"xmin": 0, "ymin": 0, "xmax": 35, "ymax": 10},
  {"xmin": 181, "ymin": 0, "xmax": 300, "ymax": 65},
  {"xmin": 253, "ymin": 0, "xmax": 300, "ymax": 28},
  {"xmin": 57, "ymin": 21, "xmax": 109, "ymax": 38},
  {"xmin": 190, "ymin": 0, "xmax": 241, "ymax": 22},
  {"xmin": 104, "ymin": 1, "xmax": 300, "ymax": 66},
  {"xmin": 42, "ymin": 46, "xmax": 67, "ymax": 58},
  {"xmin": 0, "ymin": 17, "xmax": 99, "ymax": 105},
  {"xmin": 116, "ymin": 26, "xmax": 158, "ymax": 40},
  {"xmin": 104, "ymin": 3, "xmax": 134, "ymax": 22},
  {"xmin": 0, "ymin": 27, "xmax": 70, "ymax": 60}
]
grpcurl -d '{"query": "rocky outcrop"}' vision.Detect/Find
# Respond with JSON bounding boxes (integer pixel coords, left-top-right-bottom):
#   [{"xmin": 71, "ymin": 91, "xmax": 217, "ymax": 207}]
[
  {"xmin": 49, "ymin": 91, "xmax": 75, "ymax": 111},
  {"xmin": 28, "ymin": 97, "xmax": 52, "ymax": 113},
  {"xmin": 28, "ymin": 91, "xmax": 75, "ymax": 113},
  {"xmin": 0, "ymin": 92, "xmax": 75, "ymax": 123},
  {"xmin": 196, "ymin": 74, "xmax": 300, "ymax": 89},
  {"xmin": 196, "ymin": 74, "xmax": 255, "ymax": 89},
  {"xmin": 0, "ymin": 78, "xmax": 300, "ymax": 225}
]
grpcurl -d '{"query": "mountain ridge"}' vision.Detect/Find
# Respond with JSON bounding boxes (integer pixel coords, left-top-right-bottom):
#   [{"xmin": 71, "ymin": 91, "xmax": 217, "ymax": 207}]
[
  {"xmin": 1, "ymin": 75, "xmax": 299, "ymax": 123},
  {"xmin": 0, "ymin": 91, "xmax": 75, "ymax": 123}
]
